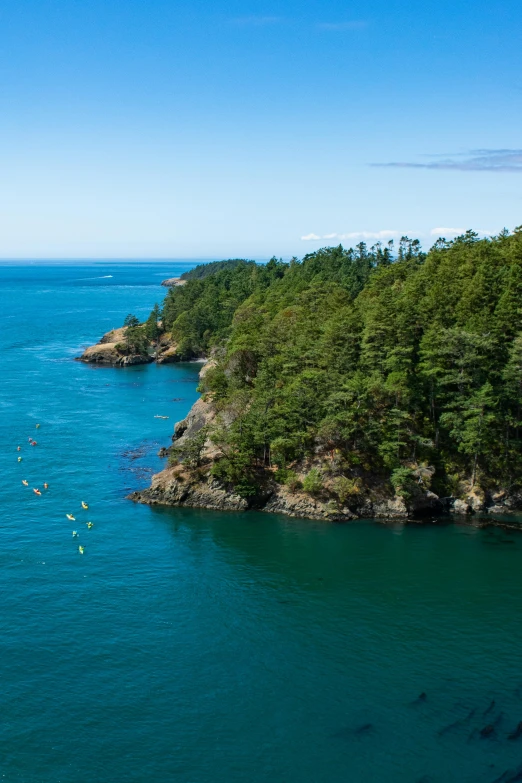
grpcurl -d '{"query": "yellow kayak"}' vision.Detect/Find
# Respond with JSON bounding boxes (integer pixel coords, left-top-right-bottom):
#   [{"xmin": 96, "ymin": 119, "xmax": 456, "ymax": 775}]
[
  {"xmin": 22, "ymin": 480, "xmax": 28, "ymax": 486},
  {"xmin": 81, "ymin": 501, "xmax": 88, "ymax": 510},
  {"xmin": 78, "ymin": 545, "xmax": 84, "ymax": 554},
  {"xmin": 66, "ymin": 514, "xmax": 75, "ymax": 521},
  {"xmin": 86, "ymin": 522, "xmax": 94, "ymax": 529}
]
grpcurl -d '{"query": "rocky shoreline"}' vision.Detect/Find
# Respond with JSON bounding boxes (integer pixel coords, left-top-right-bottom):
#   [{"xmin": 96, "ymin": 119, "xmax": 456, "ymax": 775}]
[
  {"xmin": 161, "ymin": 277, "xmax": 187, "ymax": 287},
  {"xmin": 128, "ymin": 366, "xmax": 522, "ymax": 527},
  {"xmin": 76, "ymin": 325, "xmax": 186, "ymax": 366},
  {"xmin": 130, "ymin": 463, "xmax": 522, "ymax": 526}
]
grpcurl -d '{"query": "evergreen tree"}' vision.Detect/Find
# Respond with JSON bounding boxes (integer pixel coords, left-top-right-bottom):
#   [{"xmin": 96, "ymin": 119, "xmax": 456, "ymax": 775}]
[
  {"xmin": 145, "ymin": 229, "xmax": 522, "ymax": 497},
  {"xmin": 144, "ymin": 303, "xmax": 162, "ymax": 342}
]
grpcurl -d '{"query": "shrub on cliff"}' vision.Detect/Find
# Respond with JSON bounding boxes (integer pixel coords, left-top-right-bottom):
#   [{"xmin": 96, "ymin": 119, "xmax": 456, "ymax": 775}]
[
  {"xmin": 302, "ymin": 469, "xmax": 323, "ymax": 496},
  {"xmin": 153, "ymin": 228, "xmax": 522, "ymax": 498},
  {"xmin": 172, "ymin": 428, "xmax": 208, "ymax": 468},
  {"xmin": 334, "ymin": 476, "xmax": 363, "ymax": 504}
]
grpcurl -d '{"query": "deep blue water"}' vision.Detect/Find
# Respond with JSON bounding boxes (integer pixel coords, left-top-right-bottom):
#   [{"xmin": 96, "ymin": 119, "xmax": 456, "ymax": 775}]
[{"xmin": 1, "ymin": 264, "xmax": 522, "ymax": 783}]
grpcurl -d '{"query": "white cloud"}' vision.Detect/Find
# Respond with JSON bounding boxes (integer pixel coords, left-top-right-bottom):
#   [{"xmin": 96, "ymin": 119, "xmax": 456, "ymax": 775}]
[
  {"xmin": 429, "ymin": 227, "xmax": 493, "ymax": 238},
  {"xmin": 337, "ymin": 230, "xmax": 399, "ymax": 240},
  {"xmin": 429, "ymin": 227, "xmax": 465, "ymax": 237},
  {"xmin": 305, "ymin": 230, "xmax": 400, "ymax": 241},
  {"xmin": 302, "ymin": 229, "xmax": 427, "ymax": 243}
]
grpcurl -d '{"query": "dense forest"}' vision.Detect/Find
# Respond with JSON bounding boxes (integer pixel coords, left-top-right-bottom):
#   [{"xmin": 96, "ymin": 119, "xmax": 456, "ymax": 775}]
[
  {"xmin": 179, "ymin": 258, "xmax": 251, "ymax": 282},
  {"xmin": 151, "ymin": 230, "xmax": 522, "ymax": 501}
]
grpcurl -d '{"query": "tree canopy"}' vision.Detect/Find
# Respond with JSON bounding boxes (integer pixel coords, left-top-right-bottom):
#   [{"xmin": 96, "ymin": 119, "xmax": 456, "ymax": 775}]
[{"xmin": 151, "ymin": 229, "xmax": 522, "ymax": 498}]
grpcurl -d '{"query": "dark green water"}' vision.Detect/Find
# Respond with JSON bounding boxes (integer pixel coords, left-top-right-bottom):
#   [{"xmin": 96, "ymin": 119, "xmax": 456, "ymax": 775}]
[{"xmin": 1, "ymin": 264, "xmax": 522, "ymax": 783}]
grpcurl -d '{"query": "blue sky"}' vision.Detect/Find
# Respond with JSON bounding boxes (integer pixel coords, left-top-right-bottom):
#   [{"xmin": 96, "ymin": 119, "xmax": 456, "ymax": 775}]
[{"xmin": 1, "ymin": 0, "xmax": 521, "ymax": 258}]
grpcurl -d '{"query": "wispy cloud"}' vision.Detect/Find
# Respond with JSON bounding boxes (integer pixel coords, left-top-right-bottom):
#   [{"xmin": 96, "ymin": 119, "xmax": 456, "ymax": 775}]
[
  {"xmin": 429, "ymin": 227, "xmax": 465, "ymax": 237},
  {"xmin": 336, "ymin": 230, "xmax": 399, "ymax": 240},
  {"xmin": 230, "ymin": 15, "xmax": 282, "ymax": 26},
  {"xmin": 301, "ymin": 230, "xmax": 401, "ymax": 242},
  {"xmin": 303, "ymin": 228, "xmax": 495, "ymax": 244},
  {"xmin": 373, "ymin": 149, "xmax": 522, "ymax": 173},
  {"xmin": 430, "ymin": 227, "xmax": 493, "ymax": 237},
  {"xmin": 317, "ymin": 20, "xmax": 367, "ymax": 30}
]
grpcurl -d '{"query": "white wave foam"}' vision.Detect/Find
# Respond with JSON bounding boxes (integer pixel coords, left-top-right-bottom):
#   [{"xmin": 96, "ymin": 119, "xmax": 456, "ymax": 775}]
[{"xmin": 76, "ymin": 275, "xmax": 114, "ymax": 280}]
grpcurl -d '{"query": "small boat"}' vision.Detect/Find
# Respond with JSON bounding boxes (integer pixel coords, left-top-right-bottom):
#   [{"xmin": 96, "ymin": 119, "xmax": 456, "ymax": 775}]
[
  {"xmin": 22, "ymin": 480, "xmax": 28, "ymax": 486},
  {"xmin": 33, "ymin": 488, "xmax": 41, "ymax": 496},
  {"xmin": 81, "ymin": 501, "xmax": 88, "ymax": 510},
  {"xmin": 78, "ymin": 545, "xmax": 84, "ymax": 554},
  {"xmin": 86, "ymin": 522, "xmax": 93, "ymax": 529},
  {"xmin": 17, "ymin": 456, "xmax": 22, "ymax": 462},
  {"xmin": 66, "ymin": 514, "xmax": 76, "ymax": 521},
  {"xmin": 43, "ymin": 483, "xmax": 48, "ymax": 490},
  {"xmin": 17, "ymin": 446, "xmax": 21, "ymax": 452},
  {"xmin": 72, "ymin": 530, "xmax": 78, "ymax": 537},
  {"xmin": 31, "ymin": 441, "xmax": 37, "ymax": 446},
  {"xmin": 154, "ymin": 415, "xmax": 169, "ymax": 419},
  {"xmin": 36, "ymin": 424, "xmax": 40, "ymax": 429}
]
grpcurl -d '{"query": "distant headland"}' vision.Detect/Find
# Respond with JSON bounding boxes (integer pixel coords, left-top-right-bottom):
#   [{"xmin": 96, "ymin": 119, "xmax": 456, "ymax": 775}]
[{"xmin": 81, "ymin": 233, "xmax": 522, "ymax": 524}]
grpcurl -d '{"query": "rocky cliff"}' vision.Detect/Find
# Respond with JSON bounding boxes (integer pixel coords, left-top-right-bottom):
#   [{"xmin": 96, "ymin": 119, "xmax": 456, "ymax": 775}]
[
  {"xmin": 77, "ymin": 326, "xmax": 185, "ymax": 366},
  {"xmin": 130, "ymin": 380, "xmax": 498, "ymax": 522},
  {"xmin": 161, "ymin": 277, "xmax": 187, "ymax": 287},
  {"xmin": 130, "ymin": 376, "xmax": 522, "ymax": 524}
]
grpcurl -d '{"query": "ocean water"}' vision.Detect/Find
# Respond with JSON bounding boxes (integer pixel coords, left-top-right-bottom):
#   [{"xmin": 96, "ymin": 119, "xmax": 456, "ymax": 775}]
[{"xmin": 1, "ymin": 264, "xmax": 522, "ymax": 783}]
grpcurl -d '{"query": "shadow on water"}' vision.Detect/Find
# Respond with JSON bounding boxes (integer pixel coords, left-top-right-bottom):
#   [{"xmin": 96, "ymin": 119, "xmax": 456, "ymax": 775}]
[{"xmin": 145, "ymin": 504, "xmax": 522, "ymax": 781}]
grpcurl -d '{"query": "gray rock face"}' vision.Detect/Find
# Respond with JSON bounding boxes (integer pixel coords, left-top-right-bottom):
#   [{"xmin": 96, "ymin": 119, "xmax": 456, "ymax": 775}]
[
  {"xmin": 131, "ymin": 390, "xmax": 451, "ymax": 523},
  {"xmin": 130, "ymin": 471, "xmax": 248, "ymax": 512},
  {"xmin": 133, "ymin": 387, "xmax": 522, "ymax": 524},
  {"xmin": 77, "ymin": 326, "xmax": 152, "ymax": 366},
  {"xmin": 174, "ymin": 397, "xmax": 215, "ymax": 445},
  {"xmin": 261, "ymin": 488, "xmax": 357, "ymax": 522},
  {"xmin": 484, "ymin": 488, "xmax": 522, "ymax": 514},
  {"xmin": 130, "ymin": 469, "xmax": 445, "ymax": 522},
  {"xmin": 77, "ymin": 326, "xmax": 185, "ymax": 367},
  {"xmin": 161, "ymin": 277, "xmax": 187, "ymax": 287},
  {"xmin": 452, "ymin": 498, "xmax": 471, "ymax": 515},
  {"xmin": 78, "ymin": 346, "xmax": 152, "ymax": 366},
  {"xmin": 371, "ymin": 496, "xmax": 409, "ymax": 518}
]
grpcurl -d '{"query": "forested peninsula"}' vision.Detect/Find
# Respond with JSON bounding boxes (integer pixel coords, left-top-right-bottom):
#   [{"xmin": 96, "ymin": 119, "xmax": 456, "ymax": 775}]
[{"xmin": 125, "ymin": 229, "xmax": 522, "ymax": 521}]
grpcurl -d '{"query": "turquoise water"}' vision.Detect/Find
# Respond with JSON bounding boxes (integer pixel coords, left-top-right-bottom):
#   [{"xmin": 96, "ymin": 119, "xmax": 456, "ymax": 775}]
[{"xmin": 1, "ymin": 264, "xmax": 522, "ymax": 783}]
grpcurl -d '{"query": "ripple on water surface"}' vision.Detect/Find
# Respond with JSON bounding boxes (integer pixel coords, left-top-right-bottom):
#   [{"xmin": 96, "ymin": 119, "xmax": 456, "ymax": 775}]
[{"xmin": 1, "ymin": 264, "xmax": 522, "ymax": 783}]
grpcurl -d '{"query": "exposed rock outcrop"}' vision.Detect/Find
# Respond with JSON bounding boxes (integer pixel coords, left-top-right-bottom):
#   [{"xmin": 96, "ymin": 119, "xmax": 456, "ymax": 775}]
[
  {"xmin": 439, "ymin": 488, "xmax": 522, "ymax": 518},
  {"xmin": 130, "ymin": 460, "xmax": 445, "ymax": 522},
  {"xmin": 78, "ymin": 327, "xmax": 153, "ymax": 366},
  {"xmin": 155, "ymin": 332, "xmax": 182, "ymax": 364},
  {"xmin": 129, "ymin": 365, "xmax": 522, "ymax": 524},
  {"xmin": 130, "ymin": 387, "xmax": 448, "ymax": 522},
  {"xmin": 130, "ymin": 466, "xmax": 249, "ymax": 512},
  {"xmin": 77, "ymin": 325, "xmax": 188, "ymax": 366},
  {"xmin": 485, "ymin": 488, "xmax": 522, "ymax": 515},
  {"xmin": 161, "ymin": 277, "xmax": 187, "ymax": 287}
]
